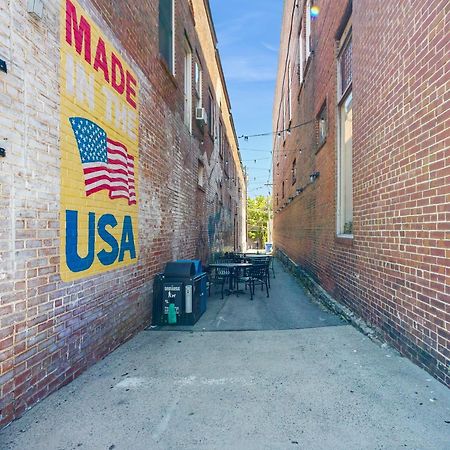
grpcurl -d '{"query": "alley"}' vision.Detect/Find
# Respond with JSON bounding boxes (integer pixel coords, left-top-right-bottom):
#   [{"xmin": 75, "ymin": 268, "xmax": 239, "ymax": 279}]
[{"xmin": 1, "ymin": 262, "xmax": 449, "ymax": 450}]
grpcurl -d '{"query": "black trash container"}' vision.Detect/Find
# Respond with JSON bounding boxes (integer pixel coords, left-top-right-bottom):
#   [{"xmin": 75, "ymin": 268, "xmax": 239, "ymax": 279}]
[{"xmin": 152, "ymin": 261, "xmax": 207, "ymax": 326}]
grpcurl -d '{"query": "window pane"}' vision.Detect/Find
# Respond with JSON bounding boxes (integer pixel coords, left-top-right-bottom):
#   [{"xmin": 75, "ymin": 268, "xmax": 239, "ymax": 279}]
[
  {"xmin": 340, "ymin": 37, "xmax": 352, "ymax": 94},
  {"xmin": 159, "ymin": 0, "xmax": 173, "ymax": 72},
  {"xmin": 340, "ymin": 91, "xmax": 353, "ymax": 232}
]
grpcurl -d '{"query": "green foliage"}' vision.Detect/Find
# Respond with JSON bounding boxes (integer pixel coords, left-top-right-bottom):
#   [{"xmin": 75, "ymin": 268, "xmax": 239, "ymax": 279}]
[{"xmin": 247, "ymin": 195, "xmax": 270, "ymax": 247}]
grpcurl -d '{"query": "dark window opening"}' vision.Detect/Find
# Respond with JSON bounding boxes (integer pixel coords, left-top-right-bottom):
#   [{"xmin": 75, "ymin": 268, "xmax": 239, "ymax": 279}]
[{"xmin": 159, "ymin": 0, "xmax": 173, "ymax": 72}]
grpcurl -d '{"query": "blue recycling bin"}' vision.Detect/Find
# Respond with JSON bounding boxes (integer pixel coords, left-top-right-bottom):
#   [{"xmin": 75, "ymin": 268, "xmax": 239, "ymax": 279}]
[{"xmin": 176, "ymin": 259, "xmax": 207, "ymax": 314}]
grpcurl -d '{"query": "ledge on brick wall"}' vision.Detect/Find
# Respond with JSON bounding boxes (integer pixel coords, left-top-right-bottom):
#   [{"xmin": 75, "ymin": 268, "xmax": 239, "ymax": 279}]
[
  {"xmin": 275, "ymin": 248, "xmax": 384, "ymax": 343},
  {"xmin": 158, "ymin": 56, "xmax": 178, "ymax": 88}
]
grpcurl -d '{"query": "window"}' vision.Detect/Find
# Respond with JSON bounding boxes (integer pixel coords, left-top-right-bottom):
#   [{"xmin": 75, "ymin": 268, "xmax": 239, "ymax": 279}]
[
  {"xmin": 287, "ymin": 60, "xmax": 292, "ymax": 123},
  {"xmin": 292, "ymin": 159, "xmax": 297, "ymax": 185},
  {"xmin": 336, "ymin": 23, "xmax": 353, "ymax": 236},
  {"xmin": 298, "ymin": 25, "xmax": 304, "ymax": 84},
  {"xmin": 208, "ymin": 90, "xmax": 215, "ymax": 137},
  {"xmin": 317, "ymin": 102, "xmax": 327, "ymax": 148},
  {"xmin": 198, "ymin": 160, "xmax": 205, "ymax": 188},
  {"xmin": 159, "ymin": 0, "xmax": 174, "ymax": 73},
  {"xmin": 194, "ymin": 59, "xmax": 202, "ymax": 108},
  {"xmin": 183, "ymin": 38, "xmax": 192, "ymax": 132},
  {"xmin": 282, "ymin": 181, "xmax": 285, "ymax": 199},
  {"xmin": 306, "ymin": 0, "xmax": 312, "ymax": 59},
  {"xmin": 218, "ymin": 121, "xmax": 224, "ymax": 158}
]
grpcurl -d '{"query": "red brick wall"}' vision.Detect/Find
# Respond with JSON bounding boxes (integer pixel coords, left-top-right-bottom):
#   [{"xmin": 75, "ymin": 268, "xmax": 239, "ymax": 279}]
[
  {"xmin": 273, "ymin": 0, "xmax": 449, "ymax": 385},
  {"xmin": 0, "ymin": 0, "xmax": 245, "ymax": 427}
]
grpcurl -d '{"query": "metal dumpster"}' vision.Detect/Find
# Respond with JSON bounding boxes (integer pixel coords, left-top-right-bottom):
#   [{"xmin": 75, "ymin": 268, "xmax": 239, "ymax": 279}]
[{"xmin": 152, "ymin": 260, "xmax": 207, "ymax": 326}]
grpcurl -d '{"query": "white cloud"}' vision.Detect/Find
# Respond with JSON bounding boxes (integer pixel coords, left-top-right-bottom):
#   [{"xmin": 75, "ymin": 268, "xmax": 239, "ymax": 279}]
[{"xmin": 222, "ymin": 55, "xmax": 276, "ymax": 82}]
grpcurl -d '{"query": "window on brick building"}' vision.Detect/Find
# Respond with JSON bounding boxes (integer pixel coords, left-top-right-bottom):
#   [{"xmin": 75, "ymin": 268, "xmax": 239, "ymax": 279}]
[
  {"xmin": 317, "ymin": 101, "xmax": 327, "ymax": 148},
  {"xmin": 159, "ymin": 0, "xmax": 174, "ymax": 73},
  {"xmin": 218, "ymin": 121, "xmax": 224, "ymax": 158},
  {"xmin": 306, "ymin": 0, "xmax": 312, "ymax": 59},
  {"xmin": 208, "ymin": 90, "xmax": 215, "ymax": 138},
  {"xmin": 287, "ymin": 60, "xmax": 292, "ymax": 124},
  {"xmin": 198, "ymin": 160, "xmax": 205, "ymax": 188},
  {"xmin": 292, "ymin": 159, "xmax": 297, "ymax": 185},
  {"xmin": 298, "ymin": 24, "xmax": 304, "ymax": 84},
  {"xmin": 194, "ymin": 59, "xmax": 202, "ymax": 108},
  {"xmin": 183, "ymin": 38, "xmax": 192, "ymax": 132},
  {"xmin": 282, "ymin": 181, "xmax": 285, "ymax": 199},
  {"xmin": 336, "ymin": 22, "xmax": 353, "ymax": 236}
]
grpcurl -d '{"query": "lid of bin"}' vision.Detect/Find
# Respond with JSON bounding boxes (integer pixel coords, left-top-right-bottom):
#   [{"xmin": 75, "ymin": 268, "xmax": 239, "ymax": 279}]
[
  {"xmin": 164, "ymin": 261, "xmax": 196, "ymax": 278},
  {"xmin": 176, "ymin": 259, "xmax": 203, "ymax": 275}
]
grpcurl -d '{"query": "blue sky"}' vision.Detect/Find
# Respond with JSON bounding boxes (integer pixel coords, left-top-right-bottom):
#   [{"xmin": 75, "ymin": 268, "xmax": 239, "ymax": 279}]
[{"xmin": 209, "ymin": 0, "xmax": 283, "ymax": 198}]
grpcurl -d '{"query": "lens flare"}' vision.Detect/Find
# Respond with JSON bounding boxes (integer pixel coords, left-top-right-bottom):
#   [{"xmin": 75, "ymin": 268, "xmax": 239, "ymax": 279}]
[{"xmin": 311, "ymin": 6, "xmax": 320, "ymax": 18}]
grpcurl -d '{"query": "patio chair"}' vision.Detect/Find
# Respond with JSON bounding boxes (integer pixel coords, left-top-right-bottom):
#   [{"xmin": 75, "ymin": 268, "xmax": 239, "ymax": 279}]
[
  {"xmin": 240, "ymin": 264, "xmax": 269, "ymax": 300},
  {"xmin": 250, "ymin": 257, "xmax": 271, "ymax": 289},
  {"xmin": 208, "ymin": 265, "xmax": 232, "ymax": 299}
]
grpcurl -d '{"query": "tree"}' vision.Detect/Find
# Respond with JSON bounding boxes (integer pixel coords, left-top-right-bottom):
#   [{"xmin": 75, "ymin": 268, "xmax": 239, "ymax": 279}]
[{"xmin": 247, "ymin": 195, "xmax": 270, "ymax": 249}]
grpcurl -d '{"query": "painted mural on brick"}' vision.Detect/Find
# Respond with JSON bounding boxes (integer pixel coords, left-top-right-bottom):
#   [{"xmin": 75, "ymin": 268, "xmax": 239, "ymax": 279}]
[{"xmin": 59, "ymin": 0, "xmax": 139, "ymax": 281}]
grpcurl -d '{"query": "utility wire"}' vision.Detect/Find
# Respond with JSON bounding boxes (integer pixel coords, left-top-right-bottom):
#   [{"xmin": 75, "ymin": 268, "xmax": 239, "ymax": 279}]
[{"xmin": 237, "ymin": 118, "xmax": 315, "ymax": 140}]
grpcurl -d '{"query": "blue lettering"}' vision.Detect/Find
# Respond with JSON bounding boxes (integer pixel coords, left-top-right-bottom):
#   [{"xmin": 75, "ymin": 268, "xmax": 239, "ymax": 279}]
[
  {"xmin": 97, "ymin": 214, "xmax": 119, "ymax": 265},
  {"xmin": 118, "ymin": 215, "xmax": 136, "ymax": 261},
  {"xmin": 65, "ymin": 210, "xmax": 95, "ymax": 272}
]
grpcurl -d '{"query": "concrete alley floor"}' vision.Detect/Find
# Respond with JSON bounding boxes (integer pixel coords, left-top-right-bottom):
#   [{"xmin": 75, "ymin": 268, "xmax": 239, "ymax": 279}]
[{"xmin": 1, "ymin": 262, "xmax": 449, "ymax": 450}]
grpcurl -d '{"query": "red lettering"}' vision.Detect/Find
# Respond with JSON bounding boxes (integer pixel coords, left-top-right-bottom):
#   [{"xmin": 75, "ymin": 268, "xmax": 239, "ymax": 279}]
[
  {"xmin": 65, "ymin": 0, "xmax": 91, "ymax": 64},
  {"xmin": 111, "ymin": 53, "xmax": 125, "ymax": 95},
  {"xmin": 93, "ymin": 37, "xmax": 109, "ymax": 82},
  {"xmin": 126, "ymin": 71, "xmax": 137, "ymax": 109}
]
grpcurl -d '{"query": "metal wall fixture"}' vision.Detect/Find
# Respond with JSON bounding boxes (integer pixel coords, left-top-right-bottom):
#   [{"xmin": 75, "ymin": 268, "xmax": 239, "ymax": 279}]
[
  {"xmin": 0, "ymin": 59, "xmax": 7, "ymax": 73},
  {"xmin": 309, "ymin": 171, "xmax": 320, "ymax": 182},
  {"xmin": 27, "ymin": 0, "xmax": 44, "ymax": 20}
]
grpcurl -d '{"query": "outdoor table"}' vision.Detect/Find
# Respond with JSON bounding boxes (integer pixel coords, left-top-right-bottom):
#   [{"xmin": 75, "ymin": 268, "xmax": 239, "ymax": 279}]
[
  {"xmin": 239, "ymin": 254, "xmax": 272, "ymax": 263},
  {"xmin": 208, "ymin": 262, "xmax": 253, "ymax": 296}
]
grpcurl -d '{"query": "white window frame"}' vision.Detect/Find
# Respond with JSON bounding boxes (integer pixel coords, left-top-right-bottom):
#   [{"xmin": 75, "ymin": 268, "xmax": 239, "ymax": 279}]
[
  {"xmin": 298, "ymin": 24, "xmax": 304, "ymax": 84},
  {"xmin": 208, "ymin": 90, "xmax": 215, "ymax": 138},
  {"xmin": 306, "ymin": 0, "xmax": 312, "ymax": 59},
  {"xmin": 336, "ymin": 21, "xmax": 353, "ymax": 237},
  {"xmin": 288, "ymin": 60, "xmax": 292, "ymax": 123},
  {"xmin": 183, "ymin": 38, "xmax": 192, "ymax": 133},
  {"xmin": 194, "ymin": 58, "xmax": 202, "ymax": 108}
]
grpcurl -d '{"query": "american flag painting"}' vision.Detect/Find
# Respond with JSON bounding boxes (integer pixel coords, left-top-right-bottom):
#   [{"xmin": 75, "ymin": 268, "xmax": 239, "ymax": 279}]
[{"xmin": 69, "ymin": 117, "xmax": 136, "ymax": 205}]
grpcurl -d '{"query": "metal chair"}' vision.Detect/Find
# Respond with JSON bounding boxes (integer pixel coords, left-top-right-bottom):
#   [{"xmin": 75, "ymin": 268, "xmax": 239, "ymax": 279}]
[
  {"xmin": 245, "ymin": 264, "xmax": 270, "ymax": 300},
  {"xmin": 250, "ymin": 257, "xmax": 271, "ymax": 288},
  {"xmin": 209, "ymin": 265, "xmax": 232, "ymax": 299}
]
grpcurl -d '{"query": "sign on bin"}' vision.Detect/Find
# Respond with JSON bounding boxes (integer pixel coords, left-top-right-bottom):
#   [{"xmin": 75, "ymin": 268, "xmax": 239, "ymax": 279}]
[{"xmin": 163, "ymin": 282, "xmax": 183, "ymax": 315}]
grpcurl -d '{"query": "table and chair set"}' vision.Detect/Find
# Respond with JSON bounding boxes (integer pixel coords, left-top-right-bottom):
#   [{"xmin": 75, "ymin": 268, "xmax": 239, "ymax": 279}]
[{"xmin": 206, "ymin": 253, "xmax": 275, "ymax": 300}]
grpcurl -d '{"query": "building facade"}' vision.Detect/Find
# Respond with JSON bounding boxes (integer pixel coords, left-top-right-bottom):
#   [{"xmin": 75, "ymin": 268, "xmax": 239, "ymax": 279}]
[
  {"xmin": 273, "ymin": 0, "xmax": 449, "ymax": 385},
  {"xmin": 0, "ymin": 0, "xmax": 246, "ymax": 427}
]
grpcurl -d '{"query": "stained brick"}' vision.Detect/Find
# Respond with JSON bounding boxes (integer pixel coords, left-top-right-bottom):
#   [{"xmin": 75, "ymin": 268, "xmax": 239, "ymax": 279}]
[
  {"xmin": 274, "ymin": 0, "xmax": 449, "ymax": 387},
  {"xmin": 0, "ymin": 0, "xmax": 246, "ymax": 428}
]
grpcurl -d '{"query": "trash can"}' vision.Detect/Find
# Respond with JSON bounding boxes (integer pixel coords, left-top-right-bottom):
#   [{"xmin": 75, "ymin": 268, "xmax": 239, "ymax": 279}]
[{"xmin": 152, "ymin": 260, "xmax": 207, "ymax": 326}]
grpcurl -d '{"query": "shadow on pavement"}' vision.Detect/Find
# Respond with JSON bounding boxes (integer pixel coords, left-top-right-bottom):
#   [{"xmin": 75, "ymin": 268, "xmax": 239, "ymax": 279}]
[{"xmin": 154, "ymin": 260, "xmax": 345, "ymax": 332}]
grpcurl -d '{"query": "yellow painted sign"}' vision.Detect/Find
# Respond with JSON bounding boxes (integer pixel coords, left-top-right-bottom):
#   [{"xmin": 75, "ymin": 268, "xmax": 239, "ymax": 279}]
[{"xmin": 60, "ymin": 0, "xmax": 139, "ymax": 281}]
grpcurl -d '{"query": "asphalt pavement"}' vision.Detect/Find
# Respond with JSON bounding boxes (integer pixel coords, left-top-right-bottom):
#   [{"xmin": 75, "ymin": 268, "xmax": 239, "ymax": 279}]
[{"xmin": 1, "ymin": 261, "xmax": 449, "ymax": 450}]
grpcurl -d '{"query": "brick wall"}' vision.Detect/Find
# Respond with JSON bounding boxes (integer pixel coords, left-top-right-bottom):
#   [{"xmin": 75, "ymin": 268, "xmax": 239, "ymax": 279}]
[
  {"xmin": 0, "ymin": 0, "xmax": 246, "ymax": 427},
  {"xmin": 273, "ymin": 0, "xmax": 449, "ymax": 385}
]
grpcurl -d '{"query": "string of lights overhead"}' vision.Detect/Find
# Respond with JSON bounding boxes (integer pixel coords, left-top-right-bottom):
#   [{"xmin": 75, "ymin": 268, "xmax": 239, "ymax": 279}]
[{"xmin": 237, "ymin": 118, "xmax": 315, "ymax": 141}]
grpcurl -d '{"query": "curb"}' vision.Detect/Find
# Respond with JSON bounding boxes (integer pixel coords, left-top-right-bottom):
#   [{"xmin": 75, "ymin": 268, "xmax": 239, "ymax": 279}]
[{"xmin": 275, "ymin": 249, "xmax": 394, "ymax": 350}]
